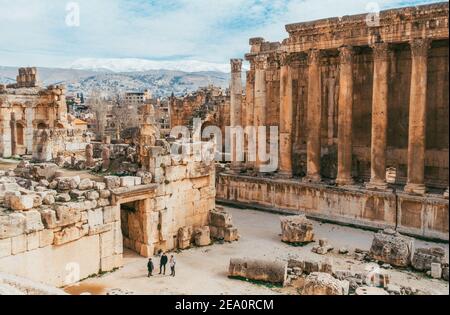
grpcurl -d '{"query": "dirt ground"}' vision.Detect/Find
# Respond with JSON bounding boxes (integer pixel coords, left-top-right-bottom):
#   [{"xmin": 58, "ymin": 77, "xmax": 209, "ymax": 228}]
[{"xmin": 64, "ymin": 207, "xmax": 450, "ymax": 296}]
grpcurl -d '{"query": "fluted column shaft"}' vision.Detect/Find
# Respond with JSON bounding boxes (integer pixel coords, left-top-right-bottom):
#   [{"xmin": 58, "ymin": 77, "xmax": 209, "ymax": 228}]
[
  {"xmin": 254, "ymin": 55, "xmax": 267, "ymax": 171},
  {"xmin": 230, "ymin": 58, "xmax": 243, "ymax": 172},
  {"xmin": 367, "ymin": 42, "xmax": 390, "ymax": 190},
  {"xmin": 336, "ymin": 46, "xmax": 355, "ymax": 186},
  {"xmin": 405, "ymin": 39, "xmax": 430, "ymax": 195},
  {"xmin": 279, "ymin": 53, "xmax": 293, "ymax": 177},
  {"xmin": 305, "ymin": 49, "xmax": 322, "ymax": 182}
]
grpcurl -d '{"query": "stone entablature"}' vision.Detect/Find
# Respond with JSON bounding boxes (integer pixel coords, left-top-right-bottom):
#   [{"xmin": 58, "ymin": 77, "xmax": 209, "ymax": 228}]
[{"xmin": 284, "ymin": 3, "xmax": 449, "ymax": 52}]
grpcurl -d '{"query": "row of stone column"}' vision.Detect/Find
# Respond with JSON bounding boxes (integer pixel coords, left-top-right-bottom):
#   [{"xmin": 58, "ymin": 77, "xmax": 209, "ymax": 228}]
[{"xmin": 232, "ymin": 38, "xmax": 433, "ymax": 195}]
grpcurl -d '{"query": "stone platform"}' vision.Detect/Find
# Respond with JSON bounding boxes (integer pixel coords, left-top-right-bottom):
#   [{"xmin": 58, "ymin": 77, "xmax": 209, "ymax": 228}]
[{"xmin": 216, "ymin": 174, "xmax": 449, "ymax": 242}]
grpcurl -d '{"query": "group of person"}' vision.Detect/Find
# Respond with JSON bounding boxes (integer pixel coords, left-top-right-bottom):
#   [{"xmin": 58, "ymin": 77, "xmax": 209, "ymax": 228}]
[{"xmin": 147, "ymin": 252, "xmax": 176, "ymax": 278}]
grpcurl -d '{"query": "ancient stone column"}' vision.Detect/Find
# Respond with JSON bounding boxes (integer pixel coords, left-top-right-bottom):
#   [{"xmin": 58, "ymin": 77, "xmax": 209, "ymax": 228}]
[
  {"xmin": 278, "ymin": 52, "xmax": 293, "ymax": 178},
  {"xmin": 244, "ymin": 69, "xmax": 255, "ymax": 170},
  {"xmin": 102, "ymin": 146, "xmax": 111, "ymax": 171},
  {"xmin": 336, "ymin": 45, "xmax": 355, "ymax": 186},
  {"xmin": 85, "ymin": 144, "xmax": 94, "ymax": 168},
  {"xmin": 230, "ymin": 58, "xmax": 243, "ymax": 172},
  {"xmin": 404, "ymin": 39, "xmax": 430, "ymax": 195},
  {"xmin": 10, "ymin": 113, "xmax": 17, "ymax": 156},
  {"xmin": 0, "ymin": 110, "xmax": 12, "ymax": 158},
  {"xmin": 254, "ymin": 55, "xmax": 267, "ymax": 172},
  {"xmin": 304, "ymin": 49, "xmax": 322, "ymax": 182},
  {"xmin": 367, "ymin": 42, "xmax": 390, "ymax": 190}
]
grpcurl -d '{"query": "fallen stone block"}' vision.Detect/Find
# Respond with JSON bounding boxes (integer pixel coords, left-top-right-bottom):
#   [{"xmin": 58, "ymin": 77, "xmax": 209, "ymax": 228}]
[
  {"xmin": 369, "ymin": 229, "xmax": 414, "ymax": 267},
  {"xmin": 442, "ymin": 266, "xmax": 449, "ymax": 281},
  {"xmin": 104, "ymin": 176, "xmax": 120, "ymax": 189},
  {"xmin": 280, "ymin": 215, "xmax": 315, "ymax": 244},
  {"xmin": 412, "ymin": 247, "xmax": 446, "ymax": 272},
  {"xmin": 209, "ymin": 210, "xmax": 233, "ymax": 228},
  {"xmin": 431, "ymin": 263, "xmax": 442, "ymax": 279},
  {"xmin": 302, "ymin": 272, "xmax": 347, "ymax": 295},
  {"xmin": 78, "ymin": 178, "xmax": 93, "ymax": 191},
  {"xmin": 120, "ymin": 176, "xmax": 136, "ymax": 188},
  {"xmin": 24, "ymin": 210, "xmax": 44, "ymax": 233},
  {"xmin": 224, "ymin": 227, "xmax": 239, "ymax": 242},
  {"xmin": 9, "ymin": 195, "xmax": 34, "ymax": 211},
  {"xmin": 178, "ymin": 226, "xmax": 193, "ymax": 249},
  {"xmin": 194, "ymin": 226, "xmax": 211, "ymax": 247},
  {"xmin": 229, "ymin": 258, "xmax": 287, "ymax": 286}
]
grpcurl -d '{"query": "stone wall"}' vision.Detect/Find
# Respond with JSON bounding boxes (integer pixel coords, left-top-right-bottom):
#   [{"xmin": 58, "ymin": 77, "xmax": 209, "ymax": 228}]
[{"xmin": 216, "ymin": 174, "xmax": 449, "ymax": 241}]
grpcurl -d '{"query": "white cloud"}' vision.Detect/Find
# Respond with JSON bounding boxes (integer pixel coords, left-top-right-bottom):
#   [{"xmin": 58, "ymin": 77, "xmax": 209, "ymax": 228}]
[{"xmin": 0, "ymin": 0, "xmax": 438, "ymax": 71}]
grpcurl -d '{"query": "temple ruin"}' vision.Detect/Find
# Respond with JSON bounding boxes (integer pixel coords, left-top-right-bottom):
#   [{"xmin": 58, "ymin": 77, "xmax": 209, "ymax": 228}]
[
  {"xmin": 0, "ymin": 68, "xmax": 90, "ymax": 161},
  {"xmin": 217, "ymin": 2, "xmax": 449, "ymax": 241}
]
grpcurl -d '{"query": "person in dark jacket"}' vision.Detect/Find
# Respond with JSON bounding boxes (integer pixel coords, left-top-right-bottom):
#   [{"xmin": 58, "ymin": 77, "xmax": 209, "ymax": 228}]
[
  {"xmin": 147, "ymin": 258, "xmax": 154, "ymax": 277},
  {"xmin": 159, "ymin": 252, "xmax": 168, "ymax": 275}
]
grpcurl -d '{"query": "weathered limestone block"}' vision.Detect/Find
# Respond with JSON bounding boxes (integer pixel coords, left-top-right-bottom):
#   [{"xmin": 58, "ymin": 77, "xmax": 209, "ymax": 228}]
[
  {"xmin": 224, "ymin": 227, "xmax": 239, "ymax": 242},
  {"xmin": 99, "ymin": 190, "xmax": 111, "ymax": 199},
  {"xmin": 0, "ymin": 238, "xmax": 12, "ymax": 258},
  {"xmin": 24, "ymin": 210, "xmax": 44, "ymax": 233},
  {"xmin": 209, "ymin": 210, "xmax": 233, "ymax": 228},
  {"xmin": 56, "ymin": 193, "xmax": 71, "ymax": 202},
  {"xmin": 9, "ymin": 195, "xmax": 34, "ymax": 211},
  {"xmin": 39, "ymin": 229, "xmax": 54, "ymax": 248},
  {"xmin": 302, "ymin": 272, "xmax": 347, "ymax": 295},
  {"xmin": 280, "ymin": 215, "xmax": 315, "ymax": 244},
  {"xmin": 42, "ymin": 194, "xmax": 55, "ymax": 205},
  {"xmin": 3, "ymin": 191, "xmax": 21, "ymax": 209},
  {"xmin": 442, "ymin": 266, "xmax": 449, "ymax": 281},
  {"xmin": 53, "ymin": 226, "xmax": 82, "ymax": 246},
  {"xmin": 120, "ymin": 176, "xmax": 136, "ymax": 188},
  {"xmin": 27, "ymin": 232, "xmax": 39, "ymax": 251},
  {"xmin": 85, "ymin": 190, "xmax": 100, "ymax": 201},
  {"xmin": 78, "ymin": 178, "xmax": 93, "ymax": 191},
  {"xmin": 369, "ymin": 229, "xmax": 414, "ymax": 267},
  {"xmin": 229, "ymin": 258, "xmax": 287, "ymax": 285},
  {"xmin": 431, "ymin": 263, "xmax": 443, "ymax": 279},
  {"xmin": 136, "ymin": 171, "xmax": 153, "ymax": 185},
  {"xmin": 11, "ymin": 234, "xmax": 27, "ymax": 255},
  {"xmin": 0, "ymin": 213, "xmax": 26, "ymax": 239},
  {"xmin": 194, "ymin": 226, "xmax": 211, "ymax": 247},
  {"xmin": 178, "ymin": 226, "xmax": 193, "ymax": 249},
  {"xmin": 104, "ymin": 176, "xmax": 120, "ymax": 189},
  {"xmin": 88, "ymin": 208, "xmax": 104, "ymax": 227},
  {"xmin": 41, "ymin": 206, "xmax": 81, "ymax": 229},
  {"xmin": 412, "ymin": 247, "xmax": 446, "ymax": 271},
  {"xmin": 103, "ymin": 205, "xmax": 120, "ymax": 224}
]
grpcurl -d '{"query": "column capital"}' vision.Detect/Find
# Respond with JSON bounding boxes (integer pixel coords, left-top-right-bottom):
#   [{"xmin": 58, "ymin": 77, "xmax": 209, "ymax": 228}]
[
  {"xmin": 338, "ymin": 45, "xmax": 354, "ymax": 64},
  {"xmin": 371, "ymin": 42, "xmax": 390, "ymax": 61},
  {"xmin": 410, "ymin": 38, "xmax": 431, "ymax": 58},
  {"xmin": 277, "ymin": 52, "xmax": 291, "ymax": 67},
  {"xmin": 307, "ymin": 49, "xmax": 321, "ymax": 66},
  {"xmin": 254, "ymin": 55, "xmax": 268, "ymax": 70},
  {"xmin": 230, "ymin": 58, "xmax": 243, "ymax": 73}
]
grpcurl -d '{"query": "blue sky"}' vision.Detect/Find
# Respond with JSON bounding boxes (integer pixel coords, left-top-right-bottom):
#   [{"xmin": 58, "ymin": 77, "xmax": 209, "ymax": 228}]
[{"xmin": 0, "ymin": 0, "xmax": 442, "ymax": 71}]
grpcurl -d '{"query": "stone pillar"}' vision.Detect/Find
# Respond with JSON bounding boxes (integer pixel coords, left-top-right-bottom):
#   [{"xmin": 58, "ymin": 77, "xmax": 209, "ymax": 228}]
[
  {"xmin": 367, "ymin": 42, "xmax": 390, "ymax": 190},
  {"xmin": 278, "ymin": 52, "xmax": 293, "ymax": 178},
  {"xmin": 404, "ymin": 39, "xmax": 430, "ymax": 195},
  {"xmin": 0, "ymin": 109, "xmax": 12, "ymax": 158},
  {"xmin": 336, "ymin": 45, "xmax": 355, "ymax": 186},
  {"xmin": 10, "ymin": 113, "xmax": 17, "ymax": 156},
  {"xmin": 254, "ymin": 55, "xmax": 267, "ymax": 171},
  {"xmin": 230, "ymin": 58, "xmax": 243, "ymax": 172},
  {"xmin": 85, "ymin": 144, "xmax": 94, "ymax": 168},
  {"xmin": 244, "ymin": 69, "xmax": 255, "ymax": 170},
  {"xmin": 304, "ymin": 49, "xmax": 322, "ymax": 182}
]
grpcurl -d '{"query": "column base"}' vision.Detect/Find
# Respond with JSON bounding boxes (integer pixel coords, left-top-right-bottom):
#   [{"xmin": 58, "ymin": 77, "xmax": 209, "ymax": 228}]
[
  {"xmin": 336, "ymin": 177, "xmax": 354, "ymax": 187},
  {"xmin": 277, "ymin": 171, "xmax": 293, "ymax": 179},
  {"xmin": 366, "ymin": 180, "xmax": 389, "ymax": 191},
  {"xmin": 404, "ymin": 183, "xmax": 426, "ymax": 196},
  {"xmin": 302, "ymin": 174, "xmax": 321, "ymax": 184}
]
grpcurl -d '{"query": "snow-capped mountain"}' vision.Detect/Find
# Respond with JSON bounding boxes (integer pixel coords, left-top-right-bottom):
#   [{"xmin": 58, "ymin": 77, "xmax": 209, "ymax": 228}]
[{"xmin": 70, "ymin": 58, "xmax": 231, "ymax": 74}]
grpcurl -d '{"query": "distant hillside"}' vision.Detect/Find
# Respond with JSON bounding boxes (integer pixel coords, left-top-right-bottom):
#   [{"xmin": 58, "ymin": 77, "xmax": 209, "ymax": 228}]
[{"xmin": 0, "ymin": 66, "xmax": 230, "ymax": 97}]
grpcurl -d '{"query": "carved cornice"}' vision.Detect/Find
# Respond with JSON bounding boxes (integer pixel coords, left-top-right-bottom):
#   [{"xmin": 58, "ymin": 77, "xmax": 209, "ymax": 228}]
[
  {"xmin": 230, "ymin": 59, "xmax": 243, "ymax": 73},
  {"xmin": 338, "ymin": 46, "xmax": 354, "ymax": 64},
  {"xmin": 410, "ymin": 38, "xmax": 431, "ymax": 58},
  {"xmin": 371, "ymin": 42, "xmax": 390, "ymax": 61}
]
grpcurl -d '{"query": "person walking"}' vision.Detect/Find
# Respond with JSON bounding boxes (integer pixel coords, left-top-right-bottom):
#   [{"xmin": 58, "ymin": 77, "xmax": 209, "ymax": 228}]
[
  {"xmin": 147, "ymin": 258, "xmax": 154, "ymax": 277},
  {"xmin": 159, "ymin": 252, "xmax": 168, "ymax": 275},
  {"xmin": 169, "ymin": 255, "xmax": 176, "ymax": 277}
]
